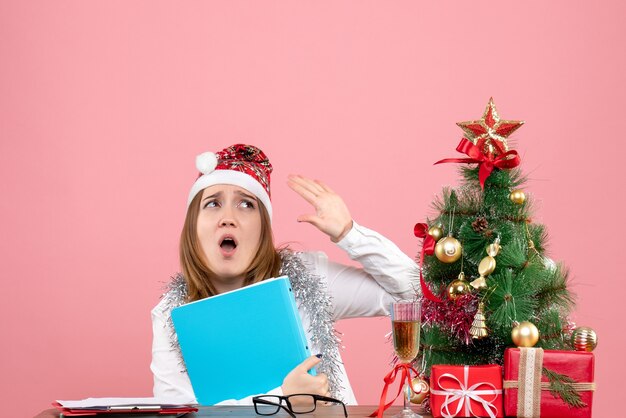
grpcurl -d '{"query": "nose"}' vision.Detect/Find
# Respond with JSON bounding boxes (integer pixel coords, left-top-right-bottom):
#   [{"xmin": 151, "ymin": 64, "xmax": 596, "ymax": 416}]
[
  {"xmin": 220, "ymin": 217, "xmax": 236, "ymax": 227},
  {"xmin": 219, "ymin": 206, "xmax": 237, "ymax": 227}
]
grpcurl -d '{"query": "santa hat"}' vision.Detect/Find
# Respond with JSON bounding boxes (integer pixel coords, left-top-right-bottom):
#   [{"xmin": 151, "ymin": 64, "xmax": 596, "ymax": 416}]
[{"xmin": 188, "ymin": 144, "xmax": 273, "ymax": 220}]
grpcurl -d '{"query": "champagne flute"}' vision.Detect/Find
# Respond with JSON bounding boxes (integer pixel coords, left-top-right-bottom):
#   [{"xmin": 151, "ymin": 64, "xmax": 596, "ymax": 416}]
[{"xmin": 391, "ymin": 301, "xmax": 422, "ymax": 418}]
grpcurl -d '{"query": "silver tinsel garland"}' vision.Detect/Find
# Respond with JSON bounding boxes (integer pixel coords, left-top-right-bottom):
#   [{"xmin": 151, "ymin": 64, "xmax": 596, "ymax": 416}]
[
  {"xmin": 162, "ymin": 272, "xmax": 188, "ymax": 371},
  {"xmin": 279, "ymin": 250, "xmax": 344, "ymax": 400},
  {"xmin": 160, "ymin": 249, "xmax": 344, "ymax": 400}
]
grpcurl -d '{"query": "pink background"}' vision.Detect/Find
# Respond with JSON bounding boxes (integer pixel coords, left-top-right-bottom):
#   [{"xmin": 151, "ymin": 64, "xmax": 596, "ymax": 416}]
[{"xmin": 1, "ymin": 1, "xmax": 623, "ymax": 416}]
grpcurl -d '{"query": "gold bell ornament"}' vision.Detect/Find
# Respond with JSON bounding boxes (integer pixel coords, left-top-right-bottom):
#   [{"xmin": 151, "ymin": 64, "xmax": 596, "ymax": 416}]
[
  {"xmin": 509, "ymin": 189, "xmax": 526, "ymax": 205},
  {"xmin": 470, "ymin": 238, "xmax": 501, "ymax": 290},
  {"xmin": 410, "ymin": 377, "xmax": 430, "ymax": 404},
  {"xmin": 447, "ymin": 272, "xmax": 471, "ymax": 300},
  {"xmin": 511, "ymin": 321, "xmax": 539, "ymax": 347},
  {"xmin": 469, "ymin": 302, "xmax": 489, "ymax": 339},
  {"xmin": 435, "ymin": 234, "xmax": 462, "ymax": 263},
  {"xmin": 572, "ymin": 326, "xmax": 598, "ymax": 352}
]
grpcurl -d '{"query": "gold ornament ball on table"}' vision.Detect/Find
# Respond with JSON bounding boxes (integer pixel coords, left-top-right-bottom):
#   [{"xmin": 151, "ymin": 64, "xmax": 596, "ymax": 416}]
[
  {"xmin": 428, "ymin": 224, "xmax": 444, "ymax": 242},
  {"xmin": 509, "ymin": 189, "xmax": 526, "ymax": 205},
  {"xmin": 511, "ymin": 321, "xmax": 539, "ymax": 347},
  {"xmin": 434, "ymin": 236, "xmax": 462, "ymax": 263},
  {"xmin": 410, "ymin": 377, "xmax": 430, "ymax": 405},
  {"xmin": 572, "ymin": 326, "xmax": 598, "ymax": 352},
  {"xmin": 447, "ymin": 273, "xmax": 471, "ymax": 300}
]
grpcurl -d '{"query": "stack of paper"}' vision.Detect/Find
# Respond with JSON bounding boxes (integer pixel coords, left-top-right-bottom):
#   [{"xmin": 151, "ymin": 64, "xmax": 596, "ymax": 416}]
[{"xmin": 53, "ymin": 398, "xmax": 197, "ymax": 416}]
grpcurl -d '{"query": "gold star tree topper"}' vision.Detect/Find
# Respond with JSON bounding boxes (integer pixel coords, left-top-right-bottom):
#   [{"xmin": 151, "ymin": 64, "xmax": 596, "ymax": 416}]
[{"xmin": 456, "ymin": 98, "xmax": 524, "ymax": 156}]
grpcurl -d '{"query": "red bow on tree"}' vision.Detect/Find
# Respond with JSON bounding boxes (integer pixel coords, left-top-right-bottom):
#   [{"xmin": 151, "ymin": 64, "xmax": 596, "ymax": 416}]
[
  {"xmin": 414, "ymin": 223, "xmax": 443, "ymax": 303},
  {"xmin": 435, "ymin": 138, "xmax": 521, "ymax": 189}
]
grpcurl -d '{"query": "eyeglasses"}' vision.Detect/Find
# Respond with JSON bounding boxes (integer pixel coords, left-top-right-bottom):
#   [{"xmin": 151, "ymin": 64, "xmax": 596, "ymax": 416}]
[{"xmin": 253, "ymin": 394, "xmax": 347, "ymax": 418}]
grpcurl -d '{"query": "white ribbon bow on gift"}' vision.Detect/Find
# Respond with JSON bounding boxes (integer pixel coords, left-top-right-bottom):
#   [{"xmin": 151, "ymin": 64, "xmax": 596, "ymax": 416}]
[{"xmin": 430, "ymin": 365, "xmax": 502, "ymax": 418}]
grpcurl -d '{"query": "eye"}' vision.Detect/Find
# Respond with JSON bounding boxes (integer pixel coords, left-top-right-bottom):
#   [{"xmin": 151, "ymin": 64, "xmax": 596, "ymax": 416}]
[
  {"xmin": 203, "ymin": 200, "xmax": 220, "ymax": 209},
  {"xmin": 239, "ymin": 199, "xmax": 256, "ymax": 209}
]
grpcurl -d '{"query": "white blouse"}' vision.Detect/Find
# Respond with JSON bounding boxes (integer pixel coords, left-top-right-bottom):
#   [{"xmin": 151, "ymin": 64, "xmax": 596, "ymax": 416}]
[{"xmin": 151, "ymin": 221, "xmax": 419, "ymax": 405}]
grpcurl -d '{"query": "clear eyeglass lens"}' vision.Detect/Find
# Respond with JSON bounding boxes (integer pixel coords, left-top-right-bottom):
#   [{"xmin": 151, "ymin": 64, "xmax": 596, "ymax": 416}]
[
  {"xmin": 289, "ymin": 395, "xmax": 316, "ymax": 413},
  {"xmin": 254, "ymin": 396, "xmax": 281, "ymax": 415}
]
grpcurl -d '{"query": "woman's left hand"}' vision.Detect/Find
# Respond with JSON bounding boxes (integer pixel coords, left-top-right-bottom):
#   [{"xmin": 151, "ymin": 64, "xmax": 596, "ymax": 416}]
[{"xmin": 287, "ymin": 175, "xmax": 353, "ymax": 242}]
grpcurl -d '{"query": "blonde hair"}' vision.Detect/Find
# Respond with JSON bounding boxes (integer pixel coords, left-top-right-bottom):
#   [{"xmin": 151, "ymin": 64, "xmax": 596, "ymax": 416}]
[{"xmin": 179, "ymin": 192, "xmax": 282, "ymax": 302}]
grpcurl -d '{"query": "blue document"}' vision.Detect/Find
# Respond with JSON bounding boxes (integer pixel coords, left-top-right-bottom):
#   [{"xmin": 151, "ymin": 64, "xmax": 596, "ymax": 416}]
[{"xmin": 171, "ymin": 276, "xmax": 311, "ymax": 405}]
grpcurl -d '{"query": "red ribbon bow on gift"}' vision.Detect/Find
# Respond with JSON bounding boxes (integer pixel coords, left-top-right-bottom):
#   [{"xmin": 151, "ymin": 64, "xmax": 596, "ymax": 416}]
[
  {"xmin": 414, "ymin": 223, "xmax": 444, "ymax": 303},
  {"xmin": 435, "ymin": 138, "xmax": 521, "ymax": 189},
  {"xmin": 370, "ymin": 363, "xmax": 421, "ymax": 418}
]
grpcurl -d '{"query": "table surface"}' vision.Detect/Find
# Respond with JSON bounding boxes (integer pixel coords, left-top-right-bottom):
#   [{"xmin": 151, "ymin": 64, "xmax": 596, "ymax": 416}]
[{"xmin": 36, "ymin": 405, "xmax": 434, "ymax": 418}]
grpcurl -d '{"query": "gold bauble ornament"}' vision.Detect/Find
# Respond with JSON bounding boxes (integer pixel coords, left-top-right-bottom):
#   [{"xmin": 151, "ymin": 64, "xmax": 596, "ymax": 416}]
[
  {"xmin": 572, "ymin": 326, "xmax": 598, "ymax": 352},
  {"xmin": 428, "ymin": 224, "xmax": 444, "ymax": 242},
  {"xmin": 434, "ymin": 236, "xmax": 462, "ymax": 263},
  {"xmin": 511, "ymin": 321, "xmax": 539, "ymax": 347},
  {"xmin": 410, "ymin": 377, "xmax": 430, "ymax": 404},
  {"xmin": 509, "ymin": 189, "xmax": 526, "ymax": 205},
  {"xmin": 447, "ymin": 273, "xmax": 471, "ymax": 300}
]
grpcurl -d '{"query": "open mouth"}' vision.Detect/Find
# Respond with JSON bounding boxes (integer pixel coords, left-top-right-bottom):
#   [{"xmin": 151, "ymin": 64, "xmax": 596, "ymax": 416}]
[{"xmin": 219, "ymin": 236, "xmax": 238, "ymax": 252}]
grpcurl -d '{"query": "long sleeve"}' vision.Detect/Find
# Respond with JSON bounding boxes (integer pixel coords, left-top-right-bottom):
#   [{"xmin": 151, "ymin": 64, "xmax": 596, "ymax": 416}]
[
  {"xmin": 302, "ymin": 220, "xmax": 419, "ymax": 320},
  {"xmin": 151, "ymin": 298, "xmax": 196, "ymax": 404}
]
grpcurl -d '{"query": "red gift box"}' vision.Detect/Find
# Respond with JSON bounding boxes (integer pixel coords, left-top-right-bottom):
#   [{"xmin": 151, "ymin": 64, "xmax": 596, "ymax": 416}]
[
  {"xmin": 503, "ymin": 348, "xmax": 595, "ymax": 418},
  {"xmin": 430, "ymin": 364, "xmax": 504, "ymax": 418}
]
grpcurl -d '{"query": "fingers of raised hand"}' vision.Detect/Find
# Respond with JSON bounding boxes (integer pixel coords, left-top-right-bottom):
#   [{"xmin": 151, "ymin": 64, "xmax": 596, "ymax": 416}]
[
  {"xmin": 288, "ymin": 175, "xmax": 329, "ymax": 199},
  {"xmin": 313, "ymin": 178, "xmax": 334, "ymax": 194},
  {"xmin": 287, "ymin": 176, "xmax": 321, "ymax": 204}
]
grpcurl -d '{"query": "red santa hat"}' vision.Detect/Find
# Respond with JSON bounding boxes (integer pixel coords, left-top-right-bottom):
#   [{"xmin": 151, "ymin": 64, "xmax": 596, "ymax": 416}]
[{"xmin": 188, "ymin": 144, "xmax": 273, "ymax": 220}]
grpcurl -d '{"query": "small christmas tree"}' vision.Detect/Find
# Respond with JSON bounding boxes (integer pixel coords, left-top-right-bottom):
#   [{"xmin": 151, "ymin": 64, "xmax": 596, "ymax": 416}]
[{"xmin": 415, "ymin": 98, "xmax": 576, "ymax": 372}]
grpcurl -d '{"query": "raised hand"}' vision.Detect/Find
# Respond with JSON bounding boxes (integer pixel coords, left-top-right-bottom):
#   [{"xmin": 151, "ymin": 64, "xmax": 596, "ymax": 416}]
[{"xmin": 287, "ymin": 175, "xmax": 353, "ymax": 243}]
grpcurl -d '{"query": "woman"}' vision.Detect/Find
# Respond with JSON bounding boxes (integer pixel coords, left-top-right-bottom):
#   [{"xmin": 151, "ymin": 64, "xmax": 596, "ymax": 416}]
[{"xmin": 151, "ymin": 144, "xmax": 419, "ymax": 405}]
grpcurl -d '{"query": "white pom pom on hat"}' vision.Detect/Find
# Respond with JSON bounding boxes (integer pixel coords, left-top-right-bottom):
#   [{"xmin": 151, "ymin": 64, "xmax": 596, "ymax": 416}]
[{"xmin": 195, "ymin": 152, "xmax": 218, "ymax": 174}]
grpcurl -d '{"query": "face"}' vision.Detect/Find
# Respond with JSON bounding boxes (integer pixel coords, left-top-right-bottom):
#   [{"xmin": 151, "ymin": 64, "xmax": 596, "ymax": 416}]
[{"xmin": 196, "ymin": 184, "xmax": 262, "ymax": 290}]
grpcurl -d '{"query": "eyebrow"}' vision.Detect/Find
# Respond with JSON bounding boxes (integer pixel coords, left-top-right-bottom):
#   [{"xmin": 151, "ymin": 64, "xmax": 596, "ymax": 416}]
[
  {"xmin": 235, "ymin": 190, "xmax": 256, "ymax": 200},
  {"xmin": 202, "ymin": 191, "xmax": 222, "ymax": 202},
  {"xmin": 202, "ymin": 190, "xmax": 256, "ymax": 201}
]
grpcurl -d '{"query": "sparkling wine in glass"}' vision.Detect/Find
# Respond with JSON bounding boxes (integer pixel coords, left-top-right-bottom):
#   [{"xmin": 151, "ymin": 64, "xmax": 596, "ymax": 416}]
[{"xmin": 391, "ymin": 301, "xmax": 422, "ymax": 418}]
